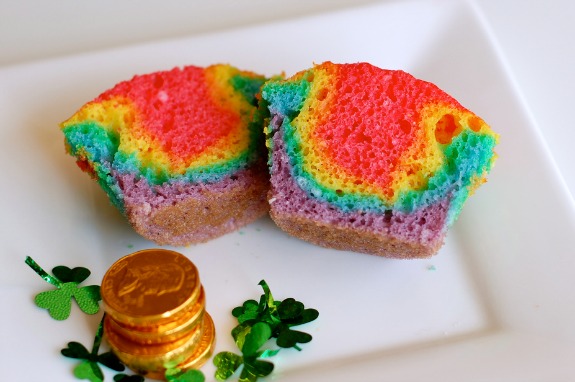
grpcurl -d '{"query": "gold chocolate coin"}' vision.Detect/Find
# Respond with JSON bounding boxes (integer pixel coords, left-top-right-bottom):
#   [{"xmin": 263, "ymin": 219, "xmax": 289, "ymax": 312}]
[
  {"xmin": 104, "ymin": 314, "xmax": 203, "ymax": 374},
  {"xmin": 108, "ymin": 288, "xmax": 206, "ymax": 345},
  {"xmin": 143, "ymin": 313, "xmax": 217, "ymax": 381},
  {"xmin": 101, "ymin": 249, "xmax": 201, "ymax": 325},
  {"xmin": 178, "ymin": 312, "xmax": 216, "ymax": 370}
]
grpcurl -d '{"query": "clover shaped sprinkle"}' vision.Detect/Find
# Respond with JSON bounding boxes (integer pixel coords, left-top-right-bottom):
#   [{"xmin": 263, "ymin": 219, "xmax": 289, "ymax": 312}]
[
  {"xmin": 232, "ymin": 280, "xmax": 319, "ymax": 350},
  {"xmin": 25, "ymin": 256, "xmax": 101, "ymax": 320},
  {"xmin": 164, "ymin": 365, "xmax": 206, "ymax": 382},
  {"xmin": 214, "ymin": 322, "xmax": 279, "ymax": 382},
  {"xmin": 214, "ymin": 280, "xmax": 319, "ymax": 382},
  {"xmin": 113, "ymin": 374, "xmax": 145, "ymax": 382},
  {"xmin": 61, "ymin": 315, "xmax": 125, "ymax": 382}
]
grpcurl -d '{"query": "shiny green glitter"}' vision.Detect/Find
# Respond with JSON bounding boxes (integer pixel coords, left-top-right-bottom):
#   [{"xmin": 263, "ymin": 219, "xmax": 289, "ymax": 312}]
[
  {"xmin": 25, "ymin": 256, "xmax": 101, "ymax": 320},
  {"xmin": 214, "ymin": 280, "xmax": 319, "ymax": 381}
]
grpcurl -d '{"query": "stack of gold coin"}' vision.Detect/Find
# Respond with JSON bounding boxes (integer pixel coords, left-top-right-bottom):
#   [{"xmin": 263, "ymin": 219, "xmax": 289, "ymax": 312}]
[{"xmin": 101, "ymin": 249, "xmax": 216, "ymax": 380}]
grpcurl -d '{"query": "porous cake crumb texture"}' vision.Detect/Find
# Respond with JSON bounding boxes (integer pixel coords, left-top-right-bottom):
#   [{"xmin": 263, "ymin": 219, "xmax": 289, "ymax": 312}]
[
  {"xmin": 61, "ymin": 64, "xmax": 269, "ymax": 245},
  {"xmin": 262, "ymin": 62, "xmax": 498, "ymax": 257}
]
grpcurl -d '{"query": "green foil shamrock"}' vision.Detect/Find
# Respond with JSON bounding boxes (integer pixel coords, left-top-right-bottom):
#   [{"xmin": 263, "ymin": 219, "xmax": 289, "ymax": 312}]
[
  {"xmin": 165, "ymin": 367, "xmax": 206, "ymax": 382},
  {"xmin": 113, "ymin": 374, "xmax": 145, "ymax": 382},
  {"xmin": 232, "ymin": 280, "xmax": 319, "ymax": 350},
  {"xmin": 163, "ymin": 359, "xmax": 206, "ymax": 382},
  {"xmin": 214, "ymin": 322, "xmax": 280, "ymax": 382},
  {"xmin": 61, "ymin": 315, "xmax": 125, "ymax": 382},
  {"xmin": 214, "ymin": 280, "xmax": 319, "ymax": 381},
  {"xmin": 25, "ymin": 256, "xmax": 101, "ymax": 320}
]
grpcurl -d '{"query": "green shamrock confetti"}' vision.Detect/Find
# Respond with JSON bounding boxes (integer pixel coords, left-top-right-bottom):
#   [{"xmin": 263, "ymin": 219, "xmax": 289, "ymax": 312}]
[
  {"xmin": 214, "ymin": 322, "xmax": 280, "ymax": 382},
  {"xmin": 163, "ymin": 359, "xmax": 206, "ymax": 382},
  {"xmin": 113, "ymin": 374, "xmax": 145, "ymax": 382},
  {"xmin": 214, "ymin": 280, "xmax": 319, "ymax": 381},
  {"xmin": 61, "ymin": 315, "xmax": 125, "ymax": 382},
  {"xmin": 232, "ymin": 280, "xmax": 319, "ymax": 350},
  {"xmin": 25, "ymin": 256, "xmax": 101, "ymax": 320},
  {"xmin": 165, "ymin": 367, "xmax": 206, "ymax": 382}
]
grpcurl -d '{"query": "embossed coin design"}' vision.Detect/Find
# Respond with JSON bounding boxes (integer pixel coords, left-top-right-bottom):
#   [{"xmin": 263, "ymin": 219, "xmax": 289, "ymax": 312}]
[
  {"xmin": 101, "ymin": 249, "xmax": 200, "ymax": 325},
  {"xmin": 101, "ymin": 249, "xmax": 214, "ymax": 380}
]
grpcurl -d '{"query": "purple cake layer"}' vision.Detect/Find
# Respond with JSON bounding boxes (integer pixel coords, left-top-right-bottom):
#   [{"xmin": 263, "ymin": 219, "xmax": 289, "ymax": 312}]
[
  {"xmin": 268, "ymin": 116, "xmax": 449, "ymax": 252},
  {"xmin": 117, "ymin": 166, "xmax": 268, "ymax": 245}
]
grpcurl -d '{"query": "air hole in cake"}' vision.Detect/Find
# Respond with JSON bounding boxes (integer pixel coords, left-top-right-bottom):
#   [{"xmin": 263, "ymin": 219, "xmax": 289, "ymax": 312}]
[
  {"xmin": 152, "ymin": 75, "xmax": 164, "ymax": 88},
  {"xmin": 399, "ymin": 119, "xmax": 411, "ymax": 134},
  {"xmin": 387, "ymin": 86, "xmax": 397, "ymax": 102},
  {"xmin": 357, "ymin": 132, "xmax": 371, "ymax": 143},
  {"xmin": 468, "ymin": 116, "xmax": 483, "ymax": 132},
  {"xmin": 162, "ymin": 118, "xmax": 174, "ymax": 132},
  {"xmin": 446, "ymin": 160, "xmax": 457, "ymax": 175},
  {"xmin": 123, "ymin": 113, "xmax": 134, "ymax": 125},
  {"xmin": 271, "ymin": 114, "xmax": 283, "ymax": 128},
  {"xmin": 316, "ymin": 88, "xmax": 328, "ymax": 101},
  {"xmin": 286, "ymin": 110, "xmax": 300, "ymax": 121},
  {"xmin": 383, "ymin": 210, "xmax": 393, "ymax": 224},
  {"xmin": 435, "ymin": 114, "xmax": 462, "ymax": 144}
]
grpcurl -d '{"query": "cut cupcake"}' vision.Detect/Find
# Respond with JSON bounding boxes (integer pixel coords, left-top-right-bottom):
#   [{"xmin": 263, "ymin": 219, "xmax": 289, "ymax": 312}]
[
  {"xmin": 261, "ymin": 61, "xmax": 498, "ymax": 258},
  {"xmin": 61, "ymin": 64, "xmax": 270, "ymax": 246}
]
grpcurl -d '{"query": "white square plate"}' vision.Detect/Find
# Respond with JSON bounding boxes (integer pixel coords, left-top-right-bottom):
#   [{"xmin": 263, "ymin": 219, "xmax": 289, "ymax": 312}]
[{"xmin": 2, "ymin": 0, "xmax": 575, "ymax": 381}]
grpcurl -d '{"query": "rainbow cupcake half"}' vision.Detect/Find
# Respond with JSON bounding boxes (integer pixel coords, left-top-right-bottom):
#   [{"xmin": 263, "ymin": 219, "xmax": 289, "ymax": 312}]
[
  {"xmin": 261, "ymin": 62, "xmax": 498, "ymax": 258},
  {"xmin": 61, "ymin": 64, "xmax": 270, "ymax": 245}
]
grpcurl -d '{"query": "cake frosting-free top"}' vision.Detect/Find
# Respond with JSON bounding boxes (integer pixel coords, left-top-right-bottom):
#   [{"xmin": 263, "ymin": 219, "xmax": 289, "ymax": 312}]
[
  {"xmin": 263, "ymin": 61, "xmax": 497, "ymax": 225},
  {"xmin": 61, "ymin": 64, "xmax": 270, "ymax": 245},
  {"xmin": 62, "ymin": 64, "xmax": 267, "ymax": 210},
  {"xmin": 262, "ymin": 62, "xmax": 498, "ymax": 257}
]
